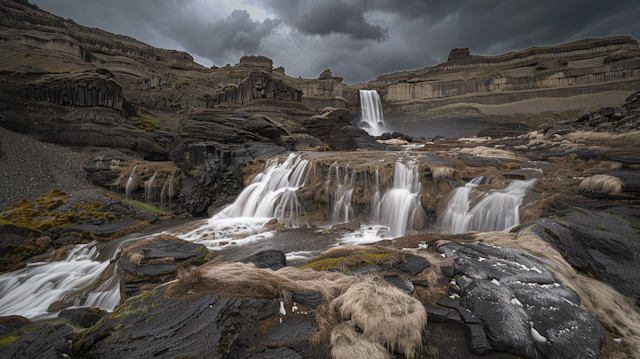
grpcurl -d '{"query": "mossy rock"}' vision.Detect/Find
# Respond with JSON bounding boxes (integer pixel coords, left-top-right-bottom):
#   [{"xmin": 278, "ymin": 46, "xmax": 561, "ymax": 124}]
[{"xmin": 35, "ymin": 189, "xmax": 68, "ymax": 211}]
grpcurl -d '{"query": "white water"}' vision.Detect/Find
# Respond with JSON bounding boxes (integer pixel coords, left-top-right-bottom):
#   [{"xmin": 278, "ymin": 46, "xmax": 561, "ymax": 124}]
[
  {"xmin": 440, "ymin": 177, "xmax": 538, "ymax": 234},
  {"xmin": 0, "ymin": 243, "xmax": 120, "ymax": 321},
  {"xmin": 359, "ymin": 90, "xmax": 387, "ymax": 136},
  {"xmin": 125, "ymin": 165, "xmax": 138, "ymax": 201},
  {"xmin": 145, "ymin": 171, "xmax": 156, "ymax": 204},
  {"xmin": 160, "ymin": 174, "xmax": 174, "ymax": 209},
  {"xmin": 178, "ymin": 153, "xmax": 309, "ymax": 249},
  {"xmin": 374, "ymin": 161, "xmax": 426, "ymax": 237},
  {"xmin": 332, "ymin": 166, "xmax": 357, "ymax": 223}
]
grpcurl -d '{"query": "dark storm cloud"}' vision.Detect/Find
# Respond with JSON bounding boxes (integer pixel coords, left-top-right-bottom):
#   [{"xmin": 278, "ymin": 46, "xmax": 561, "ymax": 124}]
[
  {"xmin": 34, "ymin": 0, "xmax": 640, "ymax": 83},
  {"xmin": 263, "ymin": 0, "xmax": 388, "ymax": 41}
]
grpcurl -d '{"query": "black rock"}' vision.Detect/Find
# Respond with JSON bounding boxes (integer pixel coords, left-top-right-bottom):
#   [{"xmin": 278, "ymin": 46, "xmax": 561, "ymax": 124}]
[
  {"xmin": 391, "ymin": 132, "xmax": 405, "ymax": 139},
  {"xmin": 379, "ymin": 133, "xmax": 392, "ymax": 140},
  {"xmin": 436, "ymin": 297, "xmax": 481, "ymax": 324},
  {"xmin": 386, "ymin": 277, "xmax": 415, "ymax": 294},
  {"xmin": 59, "ymin": 307, "xmax": 108, "ymax": 328},
  {"xmin": 291, "ymin": 291, "xmax": 322, "ymax": 309},
  {"xmin": 0, "ymin": 323, "xmax": 73, "ymax": 359},
  {"xmin": 424, "ymin": 305, "xmax": 462, "ymax": 323},
  {"xmin": 528, "ymin": 208, "xmax": 640, "ymax": 299},
  {"xmin": 440, "ymin": 265, "xmax": 455, "ymax": 278},
  {"xmin": 464, "ymin": 323, "xmax": 491, "ymax": 354},
  {"xmin": 54, "ymin": 235, "xmax": 78, "ymax": 246},
  {"xmin": 392, "ymin": 255, "xmax": 430, "ymax": 276},
  {"xmin": 267, "ymin": 318, "xmax": 318, "ymax": 341},
  {"xmin": 240, "ymin": 249, "xmax": 286, "ymax": 271},
  {"xmin": 412, "ymin": 280, "xmax": 430, "ymax": 287},
  {"xmin": 0, "ymin": 315, "xmax": 32, "ymax": 336}
]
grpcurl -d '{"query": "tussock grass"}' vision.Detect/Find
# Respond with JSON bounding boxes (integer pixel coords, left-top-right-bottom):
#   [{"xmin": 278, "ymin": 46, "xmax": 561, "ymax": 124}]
[
  {"xmin": 565, "ymin": 130, "xmax": 640, "ymax": 146},
  {"xmin": 331, "ymin": 322, "xmax": 391, "ymax": 359},
  {"xmin": 431, "ymin": 166, "xmax": 456, "ymax": 181},
  {"xmin": 330, "ymin": 277, "xmax": 427, "ymax": 358},
  {"xmin": 177, "ymin": 266, "xmax": 202, "ymax": 285},
  {"xmin": 486, "ymin": 229, "xmax": 640, "ymax": 357},
  {"xmin": 579, "ymin": 175, "xmax": 624, "ymax": 195},
  {"xmin": 129, "ymin": 252, "xmax": 143, "ymax": 266}
]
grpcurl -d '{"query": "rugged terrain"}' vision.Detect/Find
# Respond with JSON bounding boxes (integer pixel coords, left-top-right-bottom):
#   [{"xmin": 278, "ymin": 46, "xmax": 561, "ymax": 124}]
[{"xmin": 0, "ymin": 0, "xmax": 640, "ymax": 358}]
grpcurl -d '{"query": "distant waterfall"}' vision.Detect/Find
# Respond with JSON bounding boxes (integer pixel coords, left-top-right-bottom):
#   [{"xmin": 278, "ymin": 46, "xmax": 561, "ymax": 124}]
[
  {"xmin": 144, "ymin": 171, "xmax": 156, "ymax": 204},
  {"xmin": 440, "ymin": 178, "xmax": 538, "ymax": 234},
  {"xmin": 359, "ymin": 90, "xmax": 386, "ymax": 136},
  {"xmin": 125, "ymin": 165, "xmax": 138, "ymax": 200},
  {"xmin": 374, "ymin": 161, "xmax": 426, "ymax": 237}
]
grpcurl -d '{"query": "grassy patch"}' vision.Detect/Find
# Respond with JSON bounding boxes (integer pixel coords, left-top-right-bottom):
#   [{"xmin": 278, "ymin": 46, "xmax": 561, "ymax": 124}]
[
  {"xmin": 131, "ymin": 107, "xmax": 163, "ymax": 132},
  {"xmin": 302, "ymin": 251, "xmax": 394, "ymax": 272},
  {"xmin": 125, "ymin": 200, "xmax": 161, "ymax": 213}
]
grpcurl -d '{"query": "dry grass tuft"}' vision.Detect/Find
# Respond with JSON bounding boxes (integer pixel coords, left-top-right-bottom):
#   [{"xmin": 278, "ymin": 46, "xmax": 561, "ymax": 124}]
[
  {"xmin": 177, "ymin": 266, "xmax": 202, "ymax": 285},
  {"xmin": 331, "ymin": 322, "xmax": 391, "ymax": 359},
  {"xmin": 330, "ymin": 277, "xmax": 427, "ymax": 358},
  {"xmin": 579, "ymin": 175, "xmax": 624, "ymax": 195},
  {"xmin": 129, "ymin": 252, "xmax": 144, "ymax": 266},
  {"xmin": 486, "ymin": 228, "xmax": 640, "ymax": 357},
  {"xmin": 431, "ymin": 166, "xmax": 456, "ymax": 182},
  {"xmin": 147, "ymin": 257, "xmax": 175, "ymax": 264}
]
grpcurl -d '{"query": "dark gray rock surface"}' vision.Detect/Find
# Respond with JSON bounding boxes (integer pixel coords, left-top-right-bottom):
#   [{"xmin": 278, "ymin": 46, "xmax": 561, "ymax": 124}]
[
  {"xmin": 438, "ymin": 241, "xmax": 605, "ymax": 359},
  {"xmin": 58, "ymin": 307, "xmax": 108, "ymax": 328},
  {"xmin": 392, "ymin": 255, "xmax": 430, "ymax": 276},
  {"xmin": 0, "ymin": 323, "xmax": 73, "ymax": 359},
  {"xmin": 240, "ymin": 249, "xmax": 287, "ymax": 271}
]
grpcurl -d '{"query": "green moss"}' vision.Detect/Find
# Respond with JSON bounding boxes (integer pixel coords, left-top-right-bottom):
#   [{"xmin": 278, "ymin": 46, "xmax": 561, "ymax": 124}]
[
  {"xmin": 35, "ymin": 189, "xmax": 68, "ymax": 211},
  {"xmin": 0, "ymin": 335, "xmax": 19, "ymax": 348},
  {"xmin": 552, "ymin": 216, "xmax": 565, "ymax": 221},
  {"xmin": 597, "ymin": 224, "xmax": 606, "ymax": 230},
  {"xmin": 543, "ymin": 227, "xmax": 559, "ymax": 239},
  {"xmin": 131, "ymin": 108, "xmax": 164, "ymax": 131},
  {"xmin": 302, "ymin": 252, "xmax": 393, "ymax": 272},
  {"xmin": 125, "ymin": 200, "xmax": 160, "ymax": 213}
]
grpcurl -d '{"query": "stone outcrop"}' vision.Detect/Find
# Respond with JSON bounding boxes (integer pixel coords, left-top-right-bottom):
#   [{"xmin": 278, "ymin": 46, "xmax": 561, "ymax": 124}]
[
  {"xmin": 237, "ymin": 55, "xmax": 274, "ymax": 70},
  {"xmin": 203, "ymin": 72, "xmax": 303, "ymax": 107},
  {"xmin": 300, "ymin": 108, "xmax": 385, "ymax": 151}
]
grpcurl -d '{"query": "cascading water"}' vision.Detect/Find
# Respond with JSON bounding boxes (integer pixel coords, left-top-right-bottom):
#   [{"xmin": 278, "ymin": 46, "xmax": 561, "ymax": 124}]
[
  {"xmin": 178, "ymin": 153, "xmax": 309, "ymax": 248},
  {"xmin": 374, "ymin": 161, "xmax": 426, "ymax": 237},
  {"xmin": 440, "ymin": 178, "xmax": 538, "ymax": 234},
  {"xmin": 0, "ymin": 242, "xmax": 120, "ymax": 321},
  {"xmin": 359, "ymin": 90, "xmax": 386, "ymax": 136},
  {"xmin": 125, "ymin": 165, "xmax": 138, "ymax": 200},
  {"xmin": 145, "ymin": 171, "xmax": 156, "ymax": 204},
  {"xmin": 160, "ymin": 173, "xmax": 174, "ymax": 210},
  {"xmin": 332, "ymin": 166, "xmax": 357, "ymax": 223}
]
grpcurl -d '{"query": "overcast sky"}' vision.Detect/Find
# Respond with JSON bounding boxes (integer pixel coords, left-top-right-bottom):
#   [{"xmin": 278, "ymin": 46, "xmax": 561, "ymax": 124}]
[{"xmin": 34, "ymin": 0, "xmax": 640, "ymax": 84}]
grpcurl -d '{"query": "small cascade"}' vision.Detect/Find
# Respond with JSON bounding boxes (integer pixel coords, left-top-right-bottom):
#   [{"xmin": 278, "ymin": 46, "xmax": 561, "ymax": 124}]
[
  {"xmin": 125, "ymin": 165, "xmax": 138, "ymax": 201},
  {"xmin": 160, "ymin": 173, "xmax": 174, "ymax": 210},
  {"xmin": 144, "ymin": 171, "xmax": 156, "ymax": 204},
  {"xmin": 374, "ymin": 161, "xmax": 425, "ymax": 237},
  {"xmin": 332, "ymin": 166, "xmax": 357, "ymax": 223},
  {"xmin": 371, "ymin": 168, "xmax": 381, "ymax": 218},
  {"xmin": 179, "ymin": 153, "xmax": 309, "ymax": 248},
  {"xmin": 440, "ymin": 178, "xmax": 538, "ymax": 234},
  {"xmin": 359, "ymin": 90, "xmax": 386, "ymax": 136},
  {"xmin": 0, "ymin": 243, "xmax": 114, "ymax": 321}
]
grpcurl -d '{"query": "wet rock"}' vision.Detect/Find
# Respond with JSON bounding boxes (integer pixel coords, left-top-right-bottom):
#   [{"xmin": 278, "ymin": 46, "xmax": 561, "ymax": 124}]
[
  {"xmin": 436, "ymin": 297, "xmax": 481, "ymax": 324},
  {"xmin": 58, "ymin": 307, "xmax": 108, "ymax": 328},
  {"xmin": 0, "ymin": 322, "xmax": 73, "ymax": 359},
  {"xmin": 63, "ymin": 220, "xmax": 140, "ymax": 237},
  {"xmin": 240, "ymin": 249, "xmax": 286, "ymax": 270},
  {"xmin": 267, "ymin": 318, "xmax": 318, "ymax": 341},
  {"xmin": 438, "ymin": 241, "xmax": 606, "ymax": 359},
  {"xmin": 440, "ymin": 265, "xmax": 455, "ymax": 278},
  {"xmin": 290, "ymin": 291, "xmax": 323, "ymax": 309},
  {"xmin": 118, "ymin": 235, "xmax": 212, "ymax": 296},
  {"xmin": 424, "ymin": 305, "xmax": 462, "ymax": 323},
  {"xmin": 527, "ymin": 209, "xmax": 640, "ymax": 299},
  {"xmin": 392, "ymin": 255, "xmax": 430, "ymax": 276},
  {"xmin": 73, "ymin": 286, "xmax": 279, "ymax": 359},
  {"xmin": 247, "ymin": 347, "xmax": 302, "ymax": 359},
  {"xmin": 0, "ymin": 315, "xmax": 32, "ymax": 336},
  {"xmin": 385, "ymin": 276, "xmax": 415, "ymax": 294},
  {"xmin": 331, "ymin": 221, "xmax": 361, "ymax": 231},
  {"xmin": 464, "ymin": 323, "xmax": 492, "ymax": 354}
]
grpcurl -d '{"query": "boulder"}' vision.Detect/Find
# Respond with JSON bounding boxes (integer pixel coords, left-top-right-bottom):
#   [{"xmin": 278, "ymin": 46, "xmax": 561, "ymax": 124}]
[
  {"xmin": 240, "ymin": 249, "xmax": 287, "ymax": 271},
  {"xmin": 0, "ymin": 315, "xmax": 32, "ymax": 336},
  {"xmin": 526, "ymin": 208, "xmax": 640, "ymax": 299},
  {"xmin": 438, "ymin": 241, "xmax": 606, "ymax": 359},
  {"xmin": 0, "ymin": 322, "xmax": 74, "ymax": 359},
  {"xmin": 301, "ymin": 108, "xmax": 384, "ymax": 151},
  {"xmin": 58, "ymin": 307, "xmax": 108, "ymax": 328},
  {"xmin": 118, "ymin": 235, "xmax": 213, "ymax": 297}
]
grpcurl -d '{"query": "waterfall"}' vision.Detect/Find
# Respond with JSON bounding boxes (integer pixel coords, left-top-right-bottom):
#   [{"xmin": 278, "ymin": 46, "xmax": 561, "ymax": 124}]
[
  {"xmin": 359, "ymin": 90, "xmax": 386, "ymax": 136},
  {"xmin": 332, "ymin": 166, "xmax": 357, "ymax": 223},
  {"xmin": 0, "ymin": 243, "xmax": 117, "ymax": 321},
  {"xmin": 374, "ymin": 161, "xmax": 426, "ymax": 237},
  {"xmin": 144, "ymin": 171, "xmax": 156, "ymax": 204},
  {"xmin": 179, "ymin": 153, "xmax": 309, "ymax": 248},
  {"xmin": 125, "ymin": 165, "xmax": 138, "ymax": 201},
  {"xmin": 440, "ymin": 178, "xmax": 538, "ymax": 234},
  {"xmin": 160, "ymin": 173, "xmax": 174, "ymax": 210}
]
